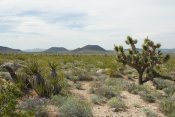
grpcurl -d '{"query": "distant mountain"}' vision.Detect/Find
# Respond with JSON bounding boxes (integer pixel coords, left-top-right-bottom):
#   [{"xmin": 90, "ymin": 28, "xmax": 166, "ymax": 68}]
[
  {"xmin": 161, "ymin": 48, "xmax": 175, "ymax": 53},
  {"xmin": 44, "ymin": 47, "xmax": 69, "ymax": 53},
  {"xmin": 0, "ymin": 46, "xmax": 22, "ymax": 53},
  {"xmin": 24, "ymin": 48, "xmax": 46, "ymax": 52},
  {"xmin": 73, "ymin": 45, "xmax": 106, "ymax": 53}
]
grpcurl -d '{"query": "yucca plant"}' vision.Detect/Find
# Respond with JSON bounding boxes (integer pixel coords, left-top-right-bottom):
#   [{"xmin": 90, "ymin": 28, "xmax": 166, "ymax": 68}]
[
  {"xmin": 24, "ymin": 59, "xmax": 51, "ymax": 97},
  {"xmin": 48, "ymin": 61, "xmax": 58, "ymax": 79},
  {"xmin": 114, "ymin": 36, "xmax": 170, "ymax": 84},
  {"xmin": 0, "ymin": 62, "xmax": 23, "ymax": 83},
  {"xmin": 48, "ymin": 61, "xmax": 63, "ymax": 95},
  {"xmin": 24, "ymin": 59, "xmax": 45, "ymax": 85}
]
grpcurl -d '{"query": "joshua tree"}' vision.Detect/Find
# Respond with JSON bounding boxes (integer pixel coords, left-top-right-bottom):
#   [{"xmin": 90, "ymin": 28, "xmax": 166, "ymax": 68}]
[{"xmin": 114, "ymin": 36, "xmax": 170, "ymax": 85}]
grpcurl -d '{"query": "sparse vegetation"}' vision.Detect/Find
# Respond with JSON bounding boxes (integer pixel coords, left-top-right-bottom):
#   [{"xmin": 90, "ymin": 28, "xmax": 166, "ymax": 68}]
[
  {"xmin": 0, "ymin": 79, "xmax": 23, "ymax": 116},
  {"xmin": 60, "ymin": 97, "xmax": 92, "ymax": 117},
  {"xmin": 91, "ymin": 95, "xmax": 106, "ymax": 104},
  {"xmin": 108, "ymin": 97, "xmax": 126, "ymax": 112},
  {"xmin": 159, "ymin": 96, "xmax": 175, "ymax": 116},
  {"xmin": 143, "ymin": 108, "xmax": 157, "ymax": 117},
  {"xmin": 0, "ymin": 51, "xmax": 174, "ymax": 116}
]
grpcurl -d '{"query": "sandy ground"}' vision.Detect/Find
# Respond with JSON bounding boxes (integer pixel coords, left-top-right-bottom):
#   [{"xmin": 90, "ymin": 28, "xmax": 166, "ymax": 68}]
[{"xmin": 70, "ymin": 81, "xmax": 165, "ymax": 117}]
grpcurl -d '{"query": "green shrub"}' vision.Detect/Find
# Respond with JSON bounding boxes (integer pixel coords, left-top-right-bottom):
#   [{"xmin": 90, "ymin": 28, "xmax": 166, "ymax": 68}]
[
  {"xmin": 60, "ymin": 97, "xmax": 92, "ymax": 117},
  {"xmin": 139, "ymin": 91, "xmax": 156, "ymax": 103},
  {"xmin": 72, "ymin": 68, "xmax": 93, "ymax": 81},
  {"xmin": 75, "ymin": 82, "xmax": 82, "ymax": 90},
  {"xmin": 108, "ymin": 97, "xmax": 126, "ymax": 112},
  {"xmin": 154, "ymin": 79, "xmax": 175, "ymax": 96},
  {"xmin": 89, "ymin": 87, "xmax": 95, "ymax": 94},
  {"xmin": 69, "ymin": 76, "xmax": 79, "ymax": 83},
  {"xmin": 167, "ymin": 112, "xmax": 175, "ymax": 117},
  {"xmin": 105, "ymin": 78, "xmax": 130, "ymax": 91},
  {"xmin": 153, "ymin": 79, "xmax": 167, "ymax": 90},
  {"xmin": 159, "ymin": 97, "xmax": 175, "ymax": 115},
  {"xmin": 18, "ymin": 97, "xmax": 49, "ymax": 112},
  {"xmin": 50, "ymin": 95, "xmax": 67, "ymax": 106},
  {"xmin": 94, "ymin": 86, "xmax": 119, "ymax": 99},
  {"xmin": 143, "ymin": 108, "xmax": 157, "ymax": 117},
  {"xmin": 127, "ymin": 83, "xmax": 146, "ymax": 94},
  {"xmin": 0, "ymin": 79, "xmax": 22, "ymax": 116},
  {"xmin": 133, "ymin": 103, "xmax": 142, "ymax": 108},
  {"xmin": 91, "ymin": 95, "xmax": 106, "ymax": 104},
  {"xmin": 127, "ymin": 83, "xmax": 162, "ymax": 103}
]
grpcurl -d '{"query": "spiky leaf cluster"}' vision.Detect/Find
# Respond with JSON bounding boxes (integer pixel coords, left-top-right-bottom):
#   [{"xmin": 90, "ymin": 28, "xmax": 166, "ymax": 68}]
[{"xmin": 48, "ymin": 61, "xmax": 58, "ymax": 70}]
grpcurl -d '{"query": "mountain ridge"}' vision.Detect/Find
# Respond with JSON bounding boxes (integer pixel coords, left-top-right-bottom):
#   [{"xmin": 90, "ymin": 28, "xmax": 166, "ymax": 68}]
[
  {"xmin": 0, "ymin": 45, "xmax": 175, "ymax": 53},
  {"xmin": 44, "ymin": 47, "xmax": 69, "ymax": 53},
  {"xmin": 72, "ymin": 45, "xmax": 106, "ymax": 53},
  {"xmin": 0, "ymin": 46, "xmax": 22, "ymax": 53}
]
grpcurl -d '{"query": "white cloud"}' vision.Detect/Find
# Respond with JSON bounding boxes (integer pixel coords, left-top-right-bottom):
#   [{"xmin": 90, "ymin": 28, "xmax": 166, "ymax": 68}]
[{"xmin": 0, "ymin": 0, "xmax": 175, "ymax": 49}]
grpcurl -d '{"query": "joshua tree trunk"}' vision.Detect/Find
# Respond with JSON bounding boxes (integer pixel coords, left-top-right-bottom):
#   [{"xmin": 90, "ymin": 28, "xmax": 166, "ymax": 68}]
[
  {"xmin": 51, "ymin": 69, "xmax": 57, "ymax": 79},
  {"xmin": 138, "ymin": 73, "xmax": 143, "ymax": 85},
  {"xmin": 33, "ymin": 73, "xmax": 45, "ymax": 85},
  {"xmin": 53, "ymin": 85, "xmax": 62, "ymax": 95}
]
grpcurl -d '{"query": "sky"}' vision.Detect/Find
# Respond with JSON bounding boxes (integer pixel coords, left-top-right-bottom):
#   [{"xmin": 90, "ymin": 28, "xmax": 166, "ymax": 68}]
[{"xmin": 0, "ymin": 0, "xmax": 175, "ymax": 50}]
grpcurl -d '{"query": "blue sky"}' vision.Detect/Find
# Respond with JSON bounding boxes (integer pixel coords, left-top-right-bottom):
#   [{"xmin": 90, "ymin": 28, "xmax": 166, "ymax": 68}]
[{"xmin": 0, "ymin": 0, "xmax": 175, "ymax": 50}]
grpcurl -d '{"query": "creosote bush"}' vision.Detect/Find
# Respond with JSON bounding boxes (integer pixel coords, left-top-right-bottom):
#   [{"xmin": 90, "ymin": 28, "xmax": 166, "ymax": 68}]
[
  {"xmin": 72, "ymin": 68, "xmax": 93, "ymax": 81},
  {"xmin": 94, "ymin": 85, "xmax": 119, "ymax": 99},
  {"xmin": 143, "ymin": 108, "xmax": 157, "ymax": 117},
  {"xmin": 159, "ymin": 96, "xmax": 175, "ymax": 116},
  {"xmin": 75, "ymin": 82, "xmax": 82, "ymax": 90},
  {"xmin": 91, "ymin": 95, "xmax": 106, "ymax": 104},
  {"xmin": 60, "ymin": 97, "xmax": 92, "ymax": 117},
  {"xmin": 108, "ymin": 97, "xmax": 126, "ymax": 112},
  {"xmin": 0, "ymin": 79, "xmax": 22, "ymax": 116},
  {"xmin": 18, "ymin": 97, "xmax": 49, "ymax": 113},
  {"xmin": 50, "ymin": 95, "xmax": 67, "ymax": 106},
  {"xmin": 127, "ymin": 83, "xmax": 162, "ymax": 102}
]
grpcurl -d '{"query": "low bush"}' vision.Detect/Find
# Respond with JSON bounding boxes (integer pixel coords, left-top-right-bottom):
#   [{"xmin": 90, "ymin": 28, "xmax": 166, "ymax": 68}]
[
  {"xmin": 0, "ymin": 79, "xmax": 22, "ymax": 116},
  {"xmin": 139, "ymin": 91, "xmax": 156, "ymax": 103},
  {"xmin": 60, "ymin": 97, "xmax": 92, "ymax": 117},
  {"xmin": 91, "ymin": 95, "xmax": 106, "ymax": 104},
  {"xmin": 108, "ymin": 97, "xmax": 126, "ymax": 112},
  {"xmin": 127, "ymin": 83, "xmax": 162, "ymax": 103},
  {"xmin": 159, "ymin": 96, "xmax": 175, "ymax": 115},
  {"xmin": 69, "ymin": 76, "xmax": 79, "ymax": 83},
  {"xmin": 18, "ymin": 97, "xmax": 49, "ymax": 113},
  {"xmin": 127, "ymin": 83, "xmax": 146, "ymax": 94},
  {"xmin": 154, "ymin": 79, "xmax": 175, "ymax": 96},
  {"xmin": 143, "ymin": 108, "xmax": 157, "ymax": 117},
  {"xmin": 94, "ymin": 85, "xmax": 119, "ymax": 99},
  {"xmin": 50, "ymin": 95, "xmax": 67, "ymax": 106},
  {"xmin": 105, "ymin": 78, "xmax": 130, "ymax": 91},
  {"xmin": 153, "ymin": 78, "xmax": 167, "ymax": 90},
  {"xmin": 72, "ymin": 68, "xmax": 93, "ymax": 81},
  {"xmin": 75, "ymin": 82, "xmax": 82, "ymax": 90}
]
